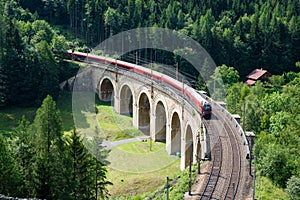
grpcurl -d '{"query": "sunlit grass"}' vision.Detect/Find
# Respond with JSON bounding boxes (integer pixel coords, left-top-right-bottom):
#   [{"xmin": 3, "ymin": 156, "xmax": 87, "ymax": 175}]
[
  {"xmin": 255, "ymin": 175, "xmax": 286, "ymax": 200},
  {"xmin": 118, "ymin": 140, "xmax": 165, "ymax": 154},
  {"xmin": 56, "ymin": 91, "xmax": 143, "ymax": 140},
  {"xmin": 96, "ymin": 104, "xmax": 143, "ymax": 141},
  {"xmin": 107, "ymin": 141, "xmax": 180, "ymax": 198}
]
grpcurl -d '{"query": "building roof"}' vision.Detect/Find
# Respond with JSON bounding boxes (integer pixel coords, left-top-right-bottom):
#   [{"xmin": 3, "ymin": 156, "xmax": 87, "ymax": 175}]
[
  {"xmin": 246, "ymin": 69, "xmax": 268, "ymax": 80},
  {"xmin": 245, "ymin": 79, "xmax": 256, "ymax": 86}
]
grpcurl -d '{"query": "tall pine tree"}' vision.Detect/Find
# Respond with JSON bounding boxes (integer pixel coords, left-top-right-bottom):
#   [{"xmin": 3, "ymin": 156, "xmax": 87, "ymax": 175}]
[
  {"xmin": 0, "ymin": 134, "xmax": 21, "ymax": 196},
  {"xmin": 31, "ymin": 95, "xmax": 71, "ymax": 199},
  {"xmin": 67, "ymin": 129, "xmax": 94, "ymax": 199}
]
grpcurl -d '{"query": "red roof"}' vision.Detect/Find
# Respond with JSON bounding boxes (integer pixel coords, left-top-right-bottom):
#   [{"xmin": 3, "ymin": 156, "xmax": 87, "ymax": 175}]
[
  {"xmin": 245, "ymin": 79, "xmax": 256, "ymax": 86},
  {"xmin": 246, "ymin": 69, "xmax": 268, "ymax": 80}
]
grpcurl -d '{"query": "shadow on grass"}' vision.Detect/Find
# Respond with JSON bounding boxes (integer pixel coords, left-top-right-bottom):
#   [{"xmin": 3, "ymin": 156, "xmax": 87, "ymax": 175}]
[{"xmin": 0, "ymin": 106, "xmax": 36, "ymax": 136}]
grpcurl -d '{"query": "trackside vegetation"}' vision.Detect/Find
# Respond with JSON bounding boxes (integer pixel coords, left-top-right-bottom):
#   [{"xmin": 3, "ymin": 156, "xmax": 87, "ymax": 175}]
[{"xmin": 226, "ymin": 70, "xmax": 300, "ymax": 199}]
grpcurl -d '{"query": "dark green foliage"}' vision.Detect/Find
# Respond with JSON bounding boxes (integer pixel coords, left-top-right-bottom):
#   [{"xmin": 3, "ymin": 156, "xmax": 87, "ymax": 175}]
[
  {"xmin": 14, "ymin": 0, "xmax": 300, "ymax": 79},
  {"xmin": 0, "ymin": 3, "xmax": 70, "ymax": 106},
  {"xmin": 1, "ymin": 17, "xmax": 26, "ymax": 105},
  {"xmin": 0, "ymin": 134, "xmax": 21, "ymax": 196},
  {"xmin": 1, "ymin": 0, "xmax": 300, "ymax": 107},
  {"xmin": 66, "ymin": 128, "xmax": 112, "ymax": 200},
  {"xmin": 1, "ymin": 96, "xmax": 111, "ymax": 199},
  {"xmin": 14, "ymin": 116, "xmax": 35, "ymax": 197},
  {"xmin": 227, "ymin": 71, "xmax": 300, "ymax": 189},
  {"xmin": 86, "ymin": 130, "xmax": 112, "ymax": 199},
  {"xmin": 67, "ymin": 129, "xmax": 92, "ymax": 199},
  {"xmin": 30, "ymin": 95, "xmax": 71, "ymax": 199}
]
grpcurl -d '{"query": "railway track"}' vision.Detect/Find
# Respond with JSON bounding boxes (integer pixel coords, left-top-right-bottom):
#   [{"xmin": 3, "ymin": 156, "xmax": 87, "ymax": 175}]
[
  {"xmin": 198, "ymin": 127, "xmax": 222, "ymax": 200},
  {"xmin": 194, "ymin": 106, "xmax": 244, "ymax": 200}
]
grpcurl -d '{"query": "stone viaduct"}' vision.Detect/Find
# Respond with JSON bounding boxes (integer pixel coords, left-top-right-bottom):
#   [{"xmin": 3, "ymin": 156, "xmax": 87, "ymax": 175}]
[{"xmin": 64, "ymin": 62, "xmax": 209, "ymax": 170}]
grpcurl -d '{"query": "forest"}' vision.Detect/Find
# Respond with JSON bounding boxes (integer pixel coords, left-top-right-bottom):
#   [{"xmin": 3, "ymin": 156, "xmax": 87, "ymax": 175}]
[
  {"xmin": 1, "ymin": 0, "xmax": 300, "ymax": 106},
  {"xmin": 0, "ymin": 0, "xmax": 299, "ymax": 199}
]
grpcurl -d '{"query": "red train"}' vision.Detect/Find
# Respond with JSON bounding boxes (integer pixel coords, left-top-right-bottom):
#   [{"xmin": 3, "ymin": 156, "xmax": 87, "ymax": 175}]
[{"xmin": 67, "ymin": 50, "xmax": 212, "ymax": 120}]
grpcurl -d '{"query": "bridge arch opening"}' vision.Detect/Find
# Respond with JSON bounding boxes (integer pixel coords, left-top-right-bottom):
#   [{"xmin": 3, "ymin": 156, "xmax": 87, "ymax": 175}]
[
  {"xmin": 99, "ymin": 78, "xmax": 114, "ymax": 103},
  {"xmin": 120, "ymin": 85, "xmax": 133, "ymax": 116},
  {"xmin": 185, "ymin": 125, "xmax": 193, "ymax": 168},
  {"xmin": 170, "ymin": 112, "xmax": 181, "ymax": 155},
  {"xmin": 138, "ymin": 93, "xmax": 150, "ymax": 135},
  {"xmin": 155, "ymin": 101, "xmax": 167, "ymax": 142}
]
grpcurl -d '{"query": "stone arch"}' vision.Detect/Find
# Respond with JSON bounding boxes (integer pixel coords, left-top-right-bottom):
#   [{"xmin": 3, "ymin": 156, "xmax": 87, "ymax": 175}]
[
  {"xmin": 119, "ymin": 84, "xmax": 133, "ymax": 116},
  {"xmin": 138, "ymin": 92, "xmax": 151, "ymax": 135},
  {"xmin": 99, "ymin": 78, "xmax": 114, "ymax": 102},
  {"xmin": 154, "ymin": 100, "xmax": 167, "ymax": 142},
  {"xmin": 170, "ymin": 111, "xmax": 181, "ymax": 155},
  {"xmin": 185, "ymin": 124, "xmax": 193, "ymax": 168}
]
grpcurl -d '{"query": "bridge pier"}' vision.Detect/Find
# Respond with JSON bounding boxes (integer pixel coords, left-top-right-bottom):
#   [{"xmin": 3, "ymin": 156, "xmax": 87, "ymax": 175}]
[{"xmin": 166, "ymin": 124, "xmax": 172, "ymax": 155}]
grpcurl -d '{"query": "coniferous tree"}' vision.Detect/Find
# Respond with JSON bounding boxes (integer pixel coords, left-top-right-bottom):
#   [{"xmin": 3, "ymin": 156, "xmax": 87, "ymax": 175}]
[
  {"xmin": 66, "ymin": 128, "xmax": 93, "ymax": 199},
  {"xmin": 35, "ymin": 41, "xmax": 59, "ymax": 104},
  {"xmin": 0, "ymin": 134, "xmax": 21, "ymax": 196},
  {"xmin": 31, "ymin": 95, "xmax": 71, "ymax": 199},
  {"xmin": 86, "ymin": 129, "xmax": 112, "ymax": 200},
  {"xmin": 14, "ymin": 116, "xmax": 35, "ymax": 197},
  {"xmin": 1, "ymin": 17, "xmax": 26, "ymax": 106}
]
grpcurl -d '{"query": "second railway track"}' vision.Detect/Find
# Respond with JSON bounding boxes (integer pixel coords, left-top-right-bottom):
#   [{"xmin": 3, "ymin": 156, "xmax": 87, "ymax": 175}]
[{"xmin": 195, "ymin": 105, "xmax": 244, "ymax": 200}]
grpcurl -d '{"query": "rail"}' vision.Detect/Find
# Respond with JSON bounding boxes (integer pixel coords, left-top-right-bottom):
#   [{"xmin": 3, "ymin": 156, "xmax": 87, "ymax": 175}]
[
  {"xmin": 194, "ymin": 94, "xmax": 245, "ymax": 199},
  {"xmin": 199, "ymin": 123, "xmax": 222, "ymax": 200},
  {"xmin": 199, "ymin": 94, "xmax": 250, "ymax": 157},
  {"xmin": 219, "ymin": 111, "xmax": 242, "ymax": 199}
]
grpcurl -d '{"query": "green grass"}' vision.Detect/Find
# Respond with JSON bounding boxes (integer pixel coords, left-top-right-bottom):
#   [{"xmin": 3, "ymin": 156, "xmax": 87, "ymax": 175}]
[
  {"xmin": 0, "ymin": 106, "xmax": 36, "ymax": 136},
  {"xmin": 96, "ymin": 103, "xmax": 143, "ymax": 141},
  {"xmin": 56, "ymin": 91, "xmax": 143, "ymax": 140},
  {"xmin": 118, "ymin": 140, "xmax": 165, "ymax": 154},
  {"xmin": 107, "ymin": 142, "xmax": 180, "ymax": 198},
  {"xmin": 0, "ymin": 92, "xmax": 75, "ymax": 135},
  {"xmin": 107, "ymin": 141, "xmax": 178, "ymax": 173},
  {"xmin": 255, "ymin": 175, "xmax": 287, "ymax": 200},
  {"xmin": 57, "ymin": 91, "xmax": 180, "ymax": 197},
  {"xmin": 57, "ymin": 92, "xmax": 75, "ymax": 131}
]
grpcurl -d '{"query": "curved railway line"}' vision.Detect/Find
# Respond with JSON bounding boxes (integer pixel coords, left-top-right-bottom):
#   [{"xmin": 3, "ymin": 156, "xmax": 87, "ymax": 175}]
[{"xmin": 187, "ymin": 98, "xmax": 250, "ymax": 200}]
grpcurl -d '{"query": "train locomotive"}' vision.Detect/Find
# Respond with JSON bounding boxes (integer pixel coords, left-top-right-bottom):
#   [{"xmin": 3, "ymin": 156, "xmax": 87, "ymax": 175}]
[{"xmin": 67, "ymin": 50, "xmax": 212, "ymax": 120}]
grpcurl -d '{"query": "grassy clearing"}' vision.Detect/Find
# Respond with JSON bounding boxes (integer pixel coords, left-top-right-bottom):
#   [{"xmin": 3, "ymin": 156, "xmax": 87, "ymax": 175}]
[
  {"xmin": 96, "ymin": 103, "xmax": 143, "ymax": 141},
  {"xmin": 56, "ymin": 91, "xmax": 143, "ymax": 140},
  {"xmin": 255, "ymin": 175, "xmax": 287, "ymax": 200},
  {"xmin": 107, "ymin": 141, "xmax": 179, "ymax": 173},
  {"xmin": 67, "ymin": 92, "xmax": 181, "ymax": 197},
  {"xmin": 118, "ymin": 140, "xmax": 164, "ymax": 154},
  {"xmin": 57, "ymin": 92, "xmax": 74, "ymax": 131},
  {"xmin": 0, "ymin": 92, "xmax": 75, "ymax": 135},
  {"xmin": 107, "ymin": 142, "xmax": 180, "ymax": 198},
  {"xmin": 0, "ymin": 106, "xmax": 36, "ymax": 135}
]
